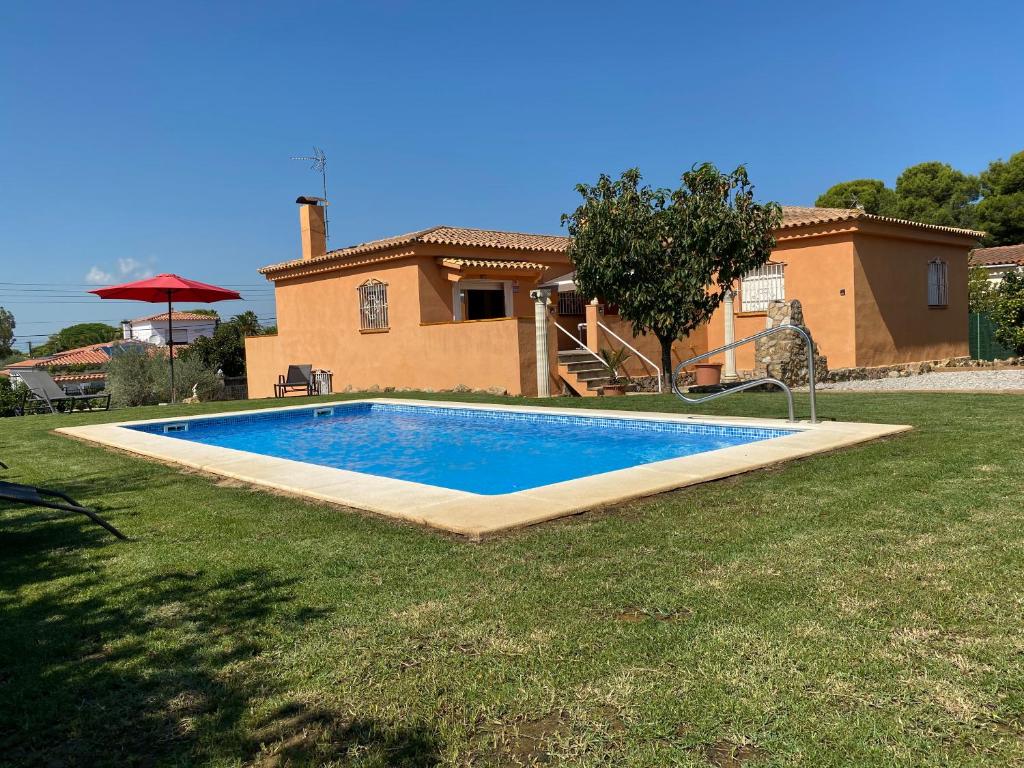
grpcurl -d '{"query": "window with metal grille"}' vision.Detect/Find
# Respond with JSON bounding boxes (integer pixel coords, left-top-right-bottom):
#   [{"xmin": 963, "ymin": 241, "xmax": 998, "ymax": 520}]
[
  {"xmin": 740, "ymin": 262, "xmax": 785, "ymax": 312},
  {"xmin": 557, "ymin": 290, "xmax": 586, "ymax": 315},
  {"xmin": 358, "ymin": 279, "xmax": 389, "ymax": 330},
  {"xmin": 928, "ymin": 260, "xmax": 948, "ymax": 307}
]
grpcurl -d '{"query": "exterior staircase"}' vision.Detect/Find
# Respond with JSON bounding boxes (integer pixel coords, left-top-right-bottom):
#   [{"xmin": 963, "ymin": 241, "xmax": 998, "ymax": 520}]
[{"xmin": 557, "ymin": 349, "xmax": 610, "ymax": 397}]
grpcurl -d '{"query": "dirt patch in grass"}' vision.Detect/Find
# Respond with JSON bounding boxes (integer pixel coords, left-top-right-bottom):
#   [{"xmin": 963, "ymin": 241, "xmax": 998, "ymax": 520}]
[
  {"xmin": 701, "ymin": 740, "xmax": 766, "ymax": 767},
  {"xmin": 613, "ymin": 607, "xmax": 692, "ymax": 623},
  {"xmin": 246, "ymin": 702, "xmax": 443, "ymax": 768},
  {"xmin": 488, "ymin": 710, "xmax": 570, "ymax": 765}
]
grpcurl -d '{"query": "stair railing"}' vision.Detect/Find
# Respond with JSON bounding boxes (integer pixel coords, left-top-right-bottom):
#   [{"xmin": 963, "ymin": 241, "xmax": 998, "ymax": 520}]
[
  {"xmin": 557, "ymin": 323, "xmax": 602, "ymax": 368},
  {"xmin": 670, "ymin": 324, "xmax": 818, "ymax": 423},
  {"xmin": 596, "ymin": 322, "xmax": 663, "ymax": 393}
]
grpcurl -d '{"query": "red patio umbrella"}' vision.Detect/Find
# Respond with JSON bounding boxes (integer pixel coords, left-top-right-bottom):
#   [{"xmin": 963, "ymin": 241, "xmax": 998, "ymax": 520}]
[{"xmin": 89, "ymin": 274, "xmax": 242, "ymax": 402}]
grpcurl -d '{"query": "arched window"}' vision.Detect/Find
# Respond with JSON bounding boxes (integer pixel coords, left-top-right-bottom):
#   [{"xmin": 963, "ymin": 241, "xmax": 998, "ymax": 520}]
[
  {"xmin": 358, "ymin": 279, "xmax": 389, "ymax": 330},
  {"xmin": 928, "ymin": 260, "xmax": 948, "ymax": 307}
]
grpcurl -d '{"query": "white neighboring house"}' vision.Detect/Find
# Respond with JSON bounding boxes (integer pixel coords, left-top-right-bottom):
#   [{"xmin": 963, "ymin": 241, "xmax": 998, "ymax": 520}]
[
  {"xmin": 970, "ymin": 244, "xmax": 1024, "ymax": 286},
  {"xmin": 122, "ymin": 311, "xmax": 218, "ymax": 346}
]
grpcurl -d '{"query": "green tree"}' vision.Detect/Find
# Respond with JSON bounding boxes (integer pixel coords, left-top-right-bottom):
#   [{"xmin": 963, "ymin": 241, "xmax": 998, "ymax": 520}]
[
  {"xmin": 968, "ymin": 267, "xmax": 997, "ymax": 314},
  {"xmin": 34, "ymin": 322, "xmax": 121, "ymax": 356},
  {"xmin": 230, "ymin": 311, "xmax": 263, "ymax": 338},
  {"xmin": 0, "ymin": 306, "xmax": 14, "ymax": 357},
  {"xmin": 562, "ymin": 164, "xmax": 781, "ymax": 384},
  {"xmin": 892, "ymin": 162, "xmax": 980, "ymax": 229},
  {"xmin": 179, "ymin": 311, "xmax": 265, "ymax": 377},
  {"xmin": 989, "ymin": 270, "xmax": 1024, "ymax": 355},
  {"xmin": 815, "ymin": 179, "xmax": 897, "ymax": 215},
  {"xmin": 977, "ymin": 150, "xmax": 1024, "ymax": 246}
]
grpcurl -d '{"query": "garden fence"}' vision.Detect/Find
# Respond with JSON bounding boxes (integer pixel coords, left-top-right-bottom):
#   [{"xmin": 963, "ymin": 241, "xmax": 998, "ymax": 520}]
[{"xmin": 969, "ymin": 313, "xmax": 1014, "ymax": 361}]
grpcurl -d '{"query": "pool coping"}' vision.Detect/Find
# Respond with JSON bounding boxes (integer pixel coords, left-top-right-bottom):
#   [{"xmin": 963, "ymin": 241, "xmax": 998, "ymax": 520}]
[{"xmin": 55, "ymin": 398, "xmax": 911, "ymax": 540}]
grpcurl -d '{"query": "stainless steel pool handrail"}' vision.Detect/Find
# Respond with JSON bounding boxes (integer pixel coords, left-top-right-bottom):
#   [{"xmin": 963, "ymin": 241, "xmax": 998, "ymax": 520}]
[{"xmin": 670, "ymin": 324, "xmax": 818, "ymax": 423}]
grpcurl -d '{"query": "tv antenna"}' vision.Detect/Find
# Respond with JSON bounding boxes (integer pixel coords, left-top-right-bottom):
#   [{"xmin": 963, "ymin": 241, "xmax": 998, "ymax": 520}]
[{"xmin": 291, "ymin": 146, "xmax": 329, "ymax": 242}]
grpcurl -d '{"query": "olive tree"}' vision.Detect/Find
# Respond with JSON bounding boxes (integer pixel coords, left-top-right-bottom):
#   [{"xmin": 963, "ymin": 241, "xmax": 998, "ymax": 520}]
[{"xmin": 562, "ymin": 164, "xmax": 781, "ymax": 385}]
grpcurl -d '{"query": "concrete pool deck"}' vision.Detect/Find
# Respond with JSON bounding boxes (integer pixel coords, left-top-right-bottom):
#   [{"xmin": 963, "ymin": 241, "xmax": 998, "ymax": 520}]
[{"xmin": 56, "ymin": 398, "xmax": 911, "ymax": 539}]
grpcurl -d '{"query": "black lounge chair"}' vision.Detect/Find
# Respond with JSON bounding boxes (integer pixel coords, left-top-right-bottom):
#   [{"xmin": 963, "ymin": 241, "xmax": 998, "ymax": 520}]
[
  {"xmin": 0, "ymin": 462, "xmax": 127, "ymax": 540},
  {"xmin": 16, "ymin": 369, "xmax": 111, "ymax": 414},
  {"xmin": 275, "ymin": 364, "xmax": 314, "ymax": 397}
]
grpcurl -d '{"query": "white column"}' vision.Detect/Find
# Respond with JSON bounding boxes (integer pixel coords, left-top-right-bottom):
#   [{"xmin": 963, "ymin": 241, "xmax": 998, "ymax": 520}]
[
  {"xmin": 722, "ymin": 289, "xmax": 738, "ymax": 382},
  {"xmin": 530, "ymin": 288, "xmax": 552, "ymax": 397}
]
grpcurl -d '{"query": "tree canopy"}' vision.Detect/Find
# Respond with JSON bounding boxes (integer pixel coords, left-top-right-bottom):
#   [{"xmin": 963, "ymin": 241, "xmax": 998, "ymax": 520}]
[
  {"xmin": 0, "ymin": 306, "xmax": 14, "ymax": 358},
  {"xmin": 977, "ymin": 150, "xmax": 1024, "ymax": 246},
  {"xmin": 180, "ymin": 311, "xmax": 267, "ymax": 377},
  {"xmin": 815, "ymin": 179, "xmax": 896, "ymax": 215},
  {"xmin": 563, "ymin": 164, "xmax": 781, "ymax": 383},
  {"xmin": 33, "ymin": 322, "xmax": 121, "ymax": 356},
  {"xmin": 815, "ymin": 149, "xmax": 1024, "ymax": 244},
  {"xmin": 892, "ymin": 162, "xmax": 980, "ymax": 229}
]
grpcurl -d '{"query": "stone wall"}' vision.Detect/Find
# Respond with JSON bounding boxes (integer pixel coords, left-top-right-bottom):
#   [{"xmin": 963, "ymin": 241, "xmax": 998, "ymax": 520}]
[
  {"xmin": 749, "ymin": 300, "xmax": 828, "ymax": 386},
  {"xmin": 824, "ymin": 355, "xmax": 1020, "ymax": 382}
]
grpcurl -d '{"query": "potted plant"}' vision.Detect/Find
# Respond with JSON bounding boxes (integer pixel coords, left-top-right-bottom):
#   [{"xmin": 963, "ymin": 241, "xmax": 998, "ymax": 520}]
[{"xmin": 599, "ymin": 346, "xmax": 632, "ymax": 396}]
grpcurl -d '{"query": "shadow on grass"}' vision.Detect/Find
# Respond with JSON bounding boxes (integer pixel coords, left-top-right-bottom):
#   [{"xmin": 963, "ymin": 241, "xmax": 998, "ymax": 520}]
[{"xmin": 0, "ymin": 524, "xmax": 444, "ymax": 767}]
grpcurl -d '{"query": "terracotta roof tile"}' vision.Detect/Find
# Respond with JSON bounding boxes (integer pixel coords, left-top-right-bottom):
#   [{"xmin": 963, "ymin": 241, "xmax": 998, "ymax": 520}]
[
  {"xmin": 779, "ymin": 205, "xmax": 982, "ymax": 237},
  {"xmin": 259, "ymin": 225, "xmax": 568, "ymax": 276},
  {"xmin": 438, "ymin": 257, "xmax": 547, "ymax": 271},
  {"xmin": 53, "ymin": 371, "xmax": 107, "ymax": 383},
  {"xmin": 970, "ymin": 243, "xmax": 1024, "ymax": 267},
  {"xmin": 132, "ymin": 311, "xmax": 218, "ymax": 323},
  {"xmin": 4, "ymin": 340, "xmax": 177, "ymax": 370},
  {"xmin": 421, "ymin": 227, "xmax": 569, "ymax": 253},
  {"xmin": 259, "ymin": 210, "xmax": 983, "ymax": 278},
  {"xmin": 7, "ymin": 342, "xmax": 115, "ymax": 368}
]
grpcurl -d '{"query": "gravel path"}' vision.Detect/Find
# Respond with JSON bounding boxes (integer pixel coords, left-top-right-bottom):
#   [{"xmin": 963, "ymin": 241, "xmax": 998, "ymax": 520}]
[{"xmin": 809, "ymin": 369, "xmax": 1024, "ymax": 392}]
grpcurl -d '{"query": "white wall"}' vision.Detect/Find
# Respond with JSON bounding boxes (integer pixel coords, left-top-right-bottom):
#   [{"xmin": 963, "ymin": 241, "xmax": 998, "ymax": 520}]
[{"xmin": 125, "ymin": 320, "xmax": 217, "ymax": 345}]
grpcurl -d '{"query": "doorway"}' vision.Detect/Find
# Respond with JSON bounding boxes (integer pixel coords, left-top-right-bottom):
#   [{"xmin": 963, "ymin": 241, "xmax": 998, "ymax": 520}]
[{"xmin": 454, "ymin": 280, "xmax": 514, "ymax": 321}]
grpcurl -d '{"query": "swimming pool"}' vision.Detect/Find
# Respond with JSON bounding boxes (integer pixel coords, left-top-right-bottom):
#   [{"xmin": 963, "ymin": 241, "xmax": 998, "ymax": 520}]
[
  {"xmin": 57, "ymin": 399, "xmax": 910, "ymax": 538},
  {"xmin": 126, "ymin": 401, "xmax": 794, "ymax": 495}
]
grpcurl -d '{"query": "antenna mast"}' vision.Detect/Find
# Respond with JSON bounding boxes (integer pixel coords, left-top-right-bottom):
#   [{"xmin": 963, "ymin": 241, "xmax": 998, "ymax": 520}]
[{"xmin": 291, "ymin": 147, "xmax": 329, "ymax": 242}]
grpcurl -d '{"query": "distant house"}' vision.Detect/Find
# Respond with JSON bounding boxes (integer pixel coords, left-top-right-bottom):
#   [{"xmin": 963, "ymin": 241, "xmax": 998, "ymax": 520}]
[
  {"xmin": 970, "ymin": 244, "xmax": 1024, "ymax": 286},
  {"xmin": 244, "ymin": 199, "xmax": 981, "ymax": 398},
  {"xmin": 3, "ymin": 340, "xmax": 150, "ymax": 391},
  {"xmin": 122, "ymin": 311, "xmax": 218, "ymax": 346}
]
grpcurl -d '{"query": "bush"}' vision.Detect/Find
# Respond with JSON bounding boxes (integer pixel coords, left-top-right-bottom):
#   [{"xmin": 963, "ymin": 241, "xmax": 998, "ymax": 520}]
[
  {"xmin": 106, "ymin": 347, "xmax": 223, "ymax": 407},
  {"xmin": 171, "ymin": 355, "xmax": 223, "ymax": 402},
  {"xmin": 0, "ymin": 377, "xmax": 28, "ymax": 417},
  {"xmin": 991, "ymin": 270, "xmax": 1024, "ymax": 355},
  {"xmin": 106, "ymin": 347, "xmax": 164, "ymax": 407}
]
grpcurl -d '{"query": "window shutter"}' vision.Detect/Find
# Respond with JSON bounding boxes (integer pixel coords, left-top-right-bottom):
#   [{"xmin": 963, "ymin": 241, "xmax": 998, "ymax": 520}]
[{"xmin": 928, "ymin": 261, "xmax": 947, "ymax": 307}]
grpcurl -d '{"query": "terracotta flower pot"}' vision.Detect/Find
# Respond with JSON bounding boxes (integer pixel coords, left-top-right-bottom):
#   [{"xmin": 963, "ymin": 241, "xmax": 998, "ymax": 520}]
[
  {"xmin": 601, "ymin": 383, "xmax": 627, "ymax": 396},
  {"xmin": 694, "ymin": 363, "xmax": 723, "ymax": 387}
]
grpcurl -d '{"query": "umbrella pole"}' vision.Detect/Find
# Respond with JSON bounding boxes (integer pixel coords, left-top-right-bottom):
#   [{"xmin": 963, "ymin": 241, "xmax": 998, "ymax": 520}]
[{"xmin": 167, "ymin": 292, "xmax": 175, "ymax": 403}]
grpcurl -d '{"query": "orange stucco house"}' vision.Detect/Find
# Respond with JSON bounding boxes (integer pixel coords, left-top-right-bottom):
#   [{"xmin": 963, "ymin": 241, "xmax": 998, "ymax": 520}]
[{"xmin": 244, "ymin": 199, "xmax": 980, "ymax": 398}]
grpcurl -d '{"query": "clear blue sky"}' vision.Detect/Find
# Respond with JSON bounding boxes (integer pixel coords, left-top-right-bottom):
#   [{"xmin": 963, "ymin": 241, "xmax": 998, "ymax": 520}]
[{"xmin": 2, "ymin": 1, "xmax": 1022, "ymax": 348}]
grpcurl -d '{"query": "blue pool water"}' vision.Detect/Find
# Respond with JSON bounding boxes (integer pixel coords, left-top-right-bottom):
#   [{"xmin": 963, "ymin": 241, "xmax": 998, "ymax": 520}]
[{"xmin": 128, "ymin": 403, "xmax": 794, "ymax": 495}]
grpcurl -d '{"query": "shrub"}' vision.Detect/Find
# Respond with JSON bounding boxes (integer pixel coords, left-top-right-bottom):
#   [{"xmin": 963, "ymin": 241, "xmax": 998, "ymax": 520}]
[
  {"xmin": 170, "ymin": 355, "xmax": 223, "ymax": 401},
  {"xmin": 0, "ymin": 377, "xmax": 28, "ymax": 417},
  {"xmin": 106, "ymin": 347, "xmax": 163, "ymax": 407},
  {"xmin": 106, "ymin": 347, "xmax": 224, "ymax": 407},
  {"xmin": 990, "ymin": 270, "xmax": 1024, "ymax": 355},
  {"xmin": 968, "ymin": 267, "xmax": 997, "ymax": 314}
]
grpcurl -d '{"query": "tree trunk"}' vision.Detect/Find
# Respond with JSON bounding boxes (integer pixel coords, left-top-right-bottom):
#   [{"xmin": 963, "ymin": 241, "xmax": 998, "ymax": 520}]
[{"xmin": 657, "ymin": 332, "xmax": 674, "ymax": 391}]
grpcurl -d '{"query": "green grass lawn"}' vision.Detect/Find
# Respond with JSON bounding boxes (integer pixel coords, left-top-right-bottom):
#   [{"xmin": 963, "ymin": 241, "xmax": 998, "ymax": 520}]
[{"xmin": 2, "ymin": 391, "xmax": 1024, "ymax": 767}]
